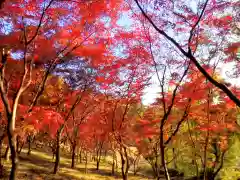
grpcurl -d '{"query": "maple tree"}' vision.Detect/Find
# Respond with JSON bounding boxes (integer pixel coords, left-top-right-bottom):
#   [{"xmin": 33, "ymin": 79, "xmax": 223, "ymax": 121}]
[
  {"xmin": 65, "ymin": 92, "xmax": 99, "ymax": 169},
  {"xmin": 0, "ymin": 0, "xmax": 124, "ymax": 179},
  {"xmin": 136, "ymin": 67, "xmax": 239, "ymax": 179},
  {"xmin": 132, "ymin": 0, "xmax": 240, "ymax": 107},
  {"xmin": 0, "ymin": 0, "xmax": 239, "ymax": 180}
]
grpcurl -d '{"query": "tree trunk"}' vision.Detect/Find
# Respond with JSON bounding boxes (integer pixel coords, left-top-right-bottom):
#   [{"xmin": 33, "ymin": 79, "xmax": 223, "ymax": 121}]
[
  {"xmin": 96, "ymin": 160, "xmax": 100, "ymax": 170},
  {"xmin": 53, "ymin": 131, "xmax": 61, "ymax": 174},
  {"xmin": 51, "ymin": 143, "xmax": 55, "ymax": 161},
  {"xmin": 161, "ymin": 154, "xmax": 170, "ymax": 180},
  {"xmin": 173, "ymin": 148, "xmax": 177, "ymax": 169},
  {"xmin": 203, "ymin": 131, "xmax": 210, "ymax": 180},
  {"xmin": 92, "ymin": 154, "xmax": 95, "ymax": 162},
  {"xmin": 115, "ymin": 152, "xmax": 118, "ymax": 173},
  {"xmin": 16, "ymin": 136, "xmax": 20, "ymax": 154},
  {"xmin": 112, "ymin": 153, "xmax": 115, "ymax": 175},
  {"xmin": 17, "ymin": 142, "xmax": 24, "ymax": 154},
  {"xmin": 52, "ymin": 151, "xmax": 55, "ymax": 161},
  {"xmin": 71, "ymin": 142, "xmax": 76, "ymax": 169},
  {"xmin": 0, "ymin": 139, "xmax": 3, "ymax": 178},
  {"xmin": 89, "ymin": 153, "xmax": 93, "ymax": 162},
  {"xmin": 96, "ymin": 148, "xmax": 102, "ymax": 170},
  {"xmin": 120, "ymin": 153, "xmax": 126, "ymax": 180},
  {"xmin": 120, "ymin": 146, "xmax": 130, "ymax": 180},
  {"xmin": 79, "ymin": 149, "xmax": 82, "ymax": 163},
  {"xmin": 124, "ymin": 147, "xmax": 130, "ymax": 180},
  {"xmin": 4, "ymin": 146, "xmax": 9, "ymax": 160},
  {"xmin": 27, "ymin": 136, "xmax": 31, "ymax": 155},
  {"xmin": 160, "ymin": 130, "xmax": 170, "ymax": 180},
  {"xmin": 84, "ymin": 152, "xmax": 88, "ymax": 174},
  {"xmin": 133, "ymin": 156, "xmax": 140, "ymax": 175},
  {"xmin": 7, "ymin": 119, "xmax": 18, "ymax": 180},
  {"xmin": 0, "ymin": 140, "xmax": 2, "ymax": 165}
]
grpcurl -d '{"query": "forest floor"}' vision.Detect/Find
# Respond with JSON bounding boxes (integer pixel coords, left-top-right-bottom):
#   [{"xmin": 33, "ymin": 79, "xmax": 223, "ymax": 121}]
[{"xmin": 1, "ymin": 148, "xmax": 156, "ymax": 180}]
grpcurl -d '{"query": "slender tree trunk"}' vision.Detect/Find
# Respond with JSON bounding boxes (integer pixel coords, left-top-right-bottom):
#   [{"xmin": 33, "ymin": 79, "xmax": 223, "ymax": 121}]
[
  {"xmin": 115, "ymin": 152, "xmax": 118, "ymax": 173},
  {"xmin": 0, "ymin": 140, "xmax": 2, "ymax": 165},
  {"xmin": 112, "ymin": 152, "xmax": 115, "ymax": 175},
  {"xmin": 27, "ymin": 136, "xmax": 31, "ymax": 155},
  {"xmin": 16, "ymin": 136, "xmax": 20, "ymax": 154},
  {"xmin": 84, "ymin": 151, "xmax": 88, "ymax": 174},
  {"xmin": 120, "ymin": 152, "xmax": 126, "ymax": 180},
  {"xmin": 133, "ymin": 156, "xmax": 140, "ymax": 175},
  {"xmin": 52, "ymin": 151, "xmax": 55, "ymax": 161},
  {"xmin": 133, "ymin": 161, "xmax": 136, "ymax": 175},
  {"xmin": 149, "ymin": 162, "xmax": 157, "ymax": 179},
  {"xmin": 89, "ymin": 152, "xmax": 93, "ymax": 162},
  {"xmin": 96, "ymin": 159, "xmax": 100, "ymax": 170},
  {"xmin": 173, "ymin": 148, "xmax": 177, "ymax": 169},
  {"xmin": 194, "ymin": 154, "xmax": 199, "ymax": 179},
  {"xmin": 96, "ymin": 148, "xmax": 102, "ymax": 170},
  {"xmin": 7, "ymin": 117, "xmax": 18, "ymax": 180},
  {"xmin": 203, "ymin": 131, "xmax": 210, "ymax": 180},
  {"xmin": 120, "ymin": 146, "xmax": 130, "ymax": 180},
  {"xmin": 4, "ymin": 146, "xmax": 9, "ymax": 160},
  {"xmin": 17, "ymin": 142, "xmax": 24, "ymax": 154},
  {"xmin": 51, "ymin": 143, "xmax": 55, "ymax": 161},
  {"xmin": 71, "ymin": 142, "xmax": 76, "ymax": 169},
  {"xmin": 124, "ymin": 147, "xmax": 130, "ymax": 180},
  {"xmin": 92, "ymin": 153, "xmax": 95, "ymax": 162},
  {"xmin": 0, "ymin": 139, "xmax": 3, "ymax": 178},
  {"xmin": 53, "ymin": 131, "xmax": 61, "ymax": 174},
  {"xmin": 160, "ymin": 130, "xmax": 170, "ymax": 180},
  {"xmin": 153, "ymin": 146, "xmax": 160, "ymax": 179},
  {"xmin": 79, "ymin": 149, "xmax": 82, "ymax": 163}
]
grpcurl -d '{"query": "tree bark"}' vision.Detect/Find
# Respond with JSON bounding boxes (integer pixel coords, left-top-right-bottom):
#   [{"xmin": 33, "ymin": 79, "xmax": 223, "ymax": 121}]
[
  {"xmin": 96, "ymin": 146, "xmax": 102, "ymax": 170},
  {"xmin": 172, "ymin": 148, "xmax": 177, "ymax": 169},
  {"xmin": 27, "ymin": 136, "xmax": 31, "ymax": 155},
  {"xmin": 17, "ymin": 142, "xmax": 24, "ymax": 154},
  {"xmin": 120, "ymin": 146, "xmax": 130, "ymax": 180},
  {"xmin": 0, "ymin": 138, "xmax": 3, "ymax": 178},
  {"xmin": 4, "ymin": 146, "xmax": 9, "ymax": 160},
  {"xmin": 120, "ymin": 154, "xmax": 126, "ymax": 180},
  {"xmin": 84, "ymin": 151, "xmax": 88, "ymax": 174},
  {"xmin": 112, "ymin": 152, "xmax": 115, "ymax": 175},
  {"xmin": 53, "ymin": 131, "xmax": 61, "ymax": 174},
  {"xmin": 133, "ymin": 155, "xmax": 140, "ymax": 175},
  {"xmin": 71, "ymin": 142, "xmax": 76, "ymax": 169},
  {"xmin": 7, "ymin": 117, "xmax": 18, "ymax": 180},
  {"xmin": 16, "ymin": 136, "xmax": 20, "ymax": 154},
  {"xmin": 160, "ymin": 130, "xmax": 170, "ymax": 180},
  {"xmin": 0, "ymin": 140, "xmax": 2, "ymax": 165},
  {"xmin": 79, "ymin": 149, "xmax": 82, "ymax": 163}
]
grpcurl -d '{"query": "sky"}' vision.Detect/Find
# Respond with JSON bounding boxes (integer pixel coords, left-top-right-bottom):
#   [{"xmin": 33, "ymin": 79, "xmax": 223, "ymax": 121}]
[
  {"xmin": 115, "ymin": 2, "xmax": 197, "ymax": 105},
  {"xmin": 116, "ymin": 1, "xmax": 240, "ymax": 106},
  {"xmin": 2, "ymin": 1, "xmax": 239, "ymax": 106}
]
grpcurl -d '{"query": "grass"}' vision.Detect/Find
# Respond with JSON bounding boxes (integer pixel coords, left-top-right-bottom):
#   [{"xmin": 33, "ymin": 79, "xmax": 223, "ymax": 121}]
[{"xmin": 1, "ymin": 148, "xmax": 154, "ymax": 180}]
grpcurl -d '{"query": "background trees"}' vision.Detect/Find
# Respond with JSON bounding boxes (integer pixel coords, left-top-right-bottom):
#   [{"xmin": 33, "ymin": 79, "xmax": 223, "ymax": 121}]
[{"xmin": 0, "ymin": 0, "xmax": 239, "ymax": 180}]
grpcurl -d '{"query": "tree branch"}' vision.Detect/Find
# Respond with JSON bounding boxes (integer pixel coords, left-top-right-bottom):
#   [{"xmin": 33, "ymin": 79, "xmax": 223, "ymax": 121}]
[
  {"xmin": 134, "ymin": 0, "xmax": 240, "ymax": 107},
  {"xmin": 188, "ymin": 0, "xmax": 209, "ymax": 52},
  {"xmin": 164, "ymin": 98, "xmax": 191, "ymax": 145}
]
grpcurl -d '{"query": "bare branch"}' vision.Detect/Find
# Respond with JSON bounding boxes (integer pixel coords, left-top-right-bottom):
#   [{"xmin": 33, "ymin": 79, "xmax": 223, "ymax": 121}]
[
  {"xmin": 27, "ymin": 0, "xmax": 54, "ymax": 45},
  {"xmin": 164, "ymin": 98, "xmax": 191, "ymax": 145},
  {"xmin": 188, "ymin": 0, "xmax": 209, "ymax": 52},
  {"xmin": 134, "ymin": 0, "xmax": 240, "ymax": 107}
]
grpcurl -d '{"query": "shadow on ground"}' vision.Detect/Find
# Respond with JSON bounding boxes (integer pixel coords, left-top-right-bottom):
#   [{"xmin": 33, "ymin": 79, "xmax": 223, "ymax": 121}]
[{"xmin": 1, "ymin": 149, "xmax": 153, "ymax": 180}]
